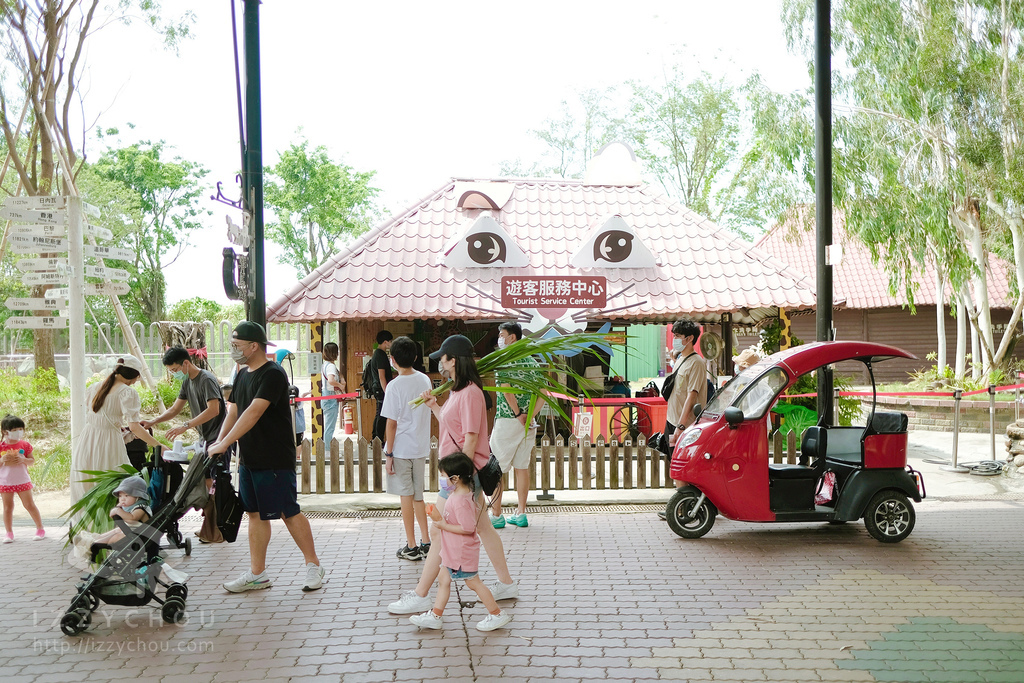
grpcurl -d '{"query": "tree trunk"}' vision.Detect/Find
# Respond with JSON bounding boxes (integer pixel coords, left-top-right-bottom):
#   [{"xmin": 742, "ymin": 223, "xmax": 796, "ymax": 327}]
[
  {"xmin": 157, "ymin": 322, "xmax": 210, "ymax": 372},
  {"xmin": 933, "ymin": 250, "xmax": 946, "ymax": 375},
  {"xmin": 955, "ymin": 295, "xmax": 967, "ymax": 380}
]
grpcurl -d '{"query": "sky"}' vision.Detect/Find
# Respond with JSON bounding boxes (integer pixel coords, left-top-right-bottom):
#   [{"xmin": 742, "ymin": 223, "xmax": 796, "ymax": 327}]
[{"xmin": 75, "ymin": 0, "xmax": 811, "ymax": 308}]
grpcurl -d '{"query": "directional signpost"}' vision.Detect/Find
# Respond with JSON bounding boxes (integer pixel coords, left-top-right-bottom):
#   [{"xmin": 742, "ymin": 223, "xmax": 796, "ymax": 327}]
[
  {"xmin": 4, "ymin": 316, "xmax": 69, "ymax": 329},
  {"xmin": 0, "ymin": 206, "xmax": 62, "ymax": 224},
  {"xmin": 84, "ymin": 245, "xmax": 134, "ymax": 261},
  {"xmin": 5, "ymin": 296, "xmax": 67, "ymax": 311},
  {"xmin": 8, "ymin": 235, "xmax": 68, "ymax": 253},
  {"xmin": 46, "ymin": 281, "xmax": 130, "ymax": 297},
  {"xmin": 10, "ymin": 224, "xmax": 66, "ymax": 237},
  {"xmin": 15, "ymin": 257, "xmax": 67, "ymax": 272},
  {"xmin": 83, "ymin": 265, "xmax": 129, "ymax": 281}
]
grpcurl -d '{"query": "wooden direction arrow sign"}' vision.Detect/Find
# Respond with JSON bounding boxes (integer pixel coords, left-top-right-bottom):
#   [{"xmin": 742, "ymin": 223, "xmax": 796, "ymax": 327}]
[
  {"xmin": 83, "ymin": 224, "xmax": 114, "ymax": 240},
  {"xmin": 3, "ymin": 196, "xmax": 66, "ymax": 210},
  {"xmin": 22, "ymin": 271, "xmax": 66, "ymax": 285},
  {"xmin": 4, "ymin": 316, "xmax": 69, "ymax": 329},
  {"xmin": 15, "ymin": 257, "xmax": 66, "ymax": 272},
  {"xmin": 84, "ymin": 244, "xmax": 135, "ymax": 261},
  {"xmin": 84, "ymin": 265, "xmax": 129, "ymax": 281},
  {"xmin": 10, "ymin": 223, "xmax": 66, "ymax": 238},
  {"xmin": 46, "ymin": 281, "xmax": 130, "ymax": 297},
  {"xmin": 9, "ymin": 235, "xmax": 68, "ymax": 253},
  {"xmin": 4, "ymin": 296, "xmax": 67, "ymax": 311},
  {"xmin": 0, "ymin": 207, "xmax": 63, "ymax": 224}
]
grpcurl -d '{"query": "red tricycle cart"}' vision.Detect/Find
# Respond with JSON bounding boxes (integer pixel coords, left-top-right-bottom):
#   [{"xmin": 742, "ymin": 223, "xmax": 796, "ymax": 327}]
[{"xmin": 667, "ymin": 341, "xmax": 926, "ymax": 543}]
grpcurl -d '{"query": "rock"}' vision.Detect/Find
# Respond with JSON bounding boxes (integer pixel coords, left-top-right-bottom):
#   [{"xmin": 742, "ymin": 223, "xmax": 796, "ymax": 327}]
[
  {"xmin": 1014, "ymin": 455, "xmax": 1024, "ymax": 467},
  {"xmin": 1009, "ymin": 443, "xmax": 1024, "ymax": 456},
  {"xmin": 1006, "ymin": 425, "xmax": 1024, "ymax": 440}
]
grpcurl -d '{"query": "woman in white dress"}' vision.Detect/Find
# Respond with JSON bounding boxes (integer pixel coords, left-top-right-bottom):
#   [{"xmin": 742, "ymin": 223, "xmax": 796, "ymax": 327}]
[{"xmin": 70, "ymin": 355, "xmax": 164, "ymax": 507}]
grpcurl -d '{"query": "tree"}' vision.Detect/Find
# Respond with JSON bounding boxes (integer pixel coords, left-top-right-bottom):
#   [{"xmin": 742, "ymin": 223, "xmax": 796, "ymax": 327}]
[
  {"xmin": 167, "ymin": 297, "xmax": 224, "ymax": 323},
  {"xmin": 775, "ymin": 0, "xmax": 1024, "ymax": 379},
  {"xmin": 264, "ymin": 138, "xmax": 380, "ymax": 278},
  {"xmin": 80, "ymin": 141, "xmax": 210, "ymax": 323},
  {"xmin": 0, "ymin": 1, "xmax": 194, "ymax": 369}
]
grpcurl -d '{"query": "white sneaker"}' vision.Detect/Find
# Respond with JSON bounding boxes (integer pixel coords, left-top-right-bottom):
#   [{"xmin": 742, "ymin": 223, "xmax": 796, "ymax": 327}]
[
  {"xmin": 409, "ymin": 610, "xmax": 443, "ymax": 629},
  {"xmin": 302, "ymin": 563, "xmax": 325, "ymax": 591},
  {"xmin": 488, "ymin": 579, "xmax": 519, "ymax": 601},
  {"xmin": 476, "ymin": 610, "xmax": 512, "ymax": 631},
  {"xmin": 223, "ymin": 570, "xmax": 272, "ymax": 593},
  {"xmin": 388, "ymin": 590, "xmax": 433, "ymax": 614}
]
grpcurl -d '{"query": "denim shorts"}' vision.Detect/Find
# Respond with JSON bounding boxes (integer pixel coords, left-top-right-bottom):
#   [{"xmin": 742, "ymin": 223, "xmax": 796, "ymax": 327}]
[
  {"xmin": 238, "ymin": 466, "xmax": 301, "ymax": 521},
  {"xmin": 446, "ymin": 566, "xmax": 478, "ymax": 580}
]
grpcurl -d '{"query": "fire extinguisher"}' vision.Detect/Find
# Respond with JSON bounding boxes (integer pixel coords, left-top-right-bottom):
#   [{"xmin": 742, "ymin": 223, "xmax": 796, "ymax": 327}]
[{"xmin": 343, "ymin": 403, "xmax": 354, "ymax": 434}]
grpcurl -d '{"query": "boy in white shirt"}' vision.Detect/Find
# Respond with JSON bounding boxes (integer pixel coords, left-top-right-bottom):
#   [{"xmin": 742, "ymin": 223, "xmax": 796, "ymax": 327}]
[{"xmin": 381, "ymin": 336, "xmax": 434, "ymax": 560}]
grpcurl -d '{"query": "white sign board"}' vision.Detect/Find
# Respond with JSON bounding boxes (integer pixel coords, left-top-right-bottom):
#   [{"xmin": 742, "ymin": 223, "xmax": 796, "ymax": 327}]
[
  {"xmin": 15, "ymin": 257, "xmax": 67, "ymax": 272},
  {"xmin": 4, "ymin": 316, "xmax": 69, "ymax": 329},
  {"xmin": 22, "ymin": 271, "xmax": 67, "ymax": 285},
  {"xmin": 83, "ymin": 201, "xmax": 100, "ymax": 218},
  {"xmin": 84, "ymin": 245, "xmax": 135, "ymax": 261},
  {"xmin": 84, "ymin": 265, "xmax": 130, "ymax": 281},
  {"xmin": 46, "ymin": 281, "xmax": 131, "ymax": 297},
  {"xmin": 4, "ymin": 296, "xmax": 67, "ymax": 311},
  {"xmin": 0, "ymin": 207, "xmax": 63, "ymax": 224},
  {"xmin": 83, "ymin": 224, "xmax": 114, "ymax": 240},
  {"xmin": 10, "ymin": 223, "xmax": 66, "ymax": 238},
  {"xmin": 8, "ymin": 235, "xmax": 68, "ymax": 253},
  {"xmin": 3, "ymin": 196, "xmax": 66, "ymax": 210}
]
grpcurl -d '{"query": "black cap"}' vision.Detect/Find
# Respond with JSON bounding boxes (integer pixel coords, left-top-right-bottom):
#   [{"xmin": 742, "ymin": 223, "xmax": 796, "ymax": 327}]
[
  {"xmin": 232, "ymin": 321, "xmax": 276, "ymax": 346},
  {"xmin": 429, "ymin": 334, "xmax": 474, "ymax": 361}
]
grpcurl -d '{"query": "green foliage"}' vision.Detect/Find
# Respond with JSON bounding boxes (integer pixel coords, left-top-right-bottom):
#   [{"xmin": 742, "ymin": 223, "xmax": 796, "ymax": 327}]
[
  {"xmin": 79, "ymin": 140, "xmax": 211, "ymax": 324},
  {"xmin": 64, "ymin": 464, "xmax": 144, "ymax": 540},
  {"xmin": 135, "ymin": 379, "xmax": 180, "ymax": 415},
  {"xmin": 167, "ymin": 297, "xmax": 227, "ymax": 323},
  {"xmin": 264, "ymin": 136, "xmax": 381, "ymax": 278},
  {"xmin": 31, "ymin": 439, "xmax": 71, "ymax": 492},
  {"xmin": 0, "ymin": 368, "xmax": 68, "ymax": 430}
]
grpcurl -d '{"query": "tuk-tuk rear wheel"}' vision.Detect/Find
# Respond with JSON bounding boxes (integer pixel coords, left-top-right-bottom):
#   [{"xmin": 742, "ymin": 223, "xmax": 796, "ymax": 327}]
[
  {"xmin": 863, "ymin": 490, "xmax": 916, "ymax": 543},
  {"xmin": 666, "ymin": 486, "xmax": 716, "ymax": 539}
]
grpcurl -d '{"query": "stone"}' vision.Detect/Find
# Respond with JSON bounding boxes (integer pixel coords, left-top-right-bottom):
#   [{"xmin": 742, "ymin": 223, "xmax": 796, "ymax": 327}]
[
  {"xmin": 1006, "ymin": 425, "xmax": 1024, "ymax": 440},
  {"xmin": 1014, "ymin": 455, "xmax": 1024, "ymax": 467}
]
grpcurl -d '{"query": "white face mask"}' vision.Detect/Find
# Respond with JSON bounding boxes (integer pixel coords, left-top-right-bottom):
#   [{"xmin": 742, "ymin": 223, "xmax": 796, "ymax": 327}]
[
  {"xmin": 497, "ymin": 335, "xmax": 507, "ymax": 349},
  {"xmin": 673, "ymin": 338, "xmax": 683, "ymax": 352},
  {"xmin": 6, "ymin": 430, "xmax": 23, "ymax": 442},
  {"xmin": 230, "ymin": 345, "xmax": 251, "ymax": 364}
]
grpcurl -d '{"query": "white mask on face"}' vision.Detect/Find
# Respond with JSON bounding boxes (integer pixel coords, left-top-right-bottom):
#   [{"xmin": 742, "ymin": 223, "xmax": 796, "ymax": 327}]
[
  {"xmin": 673, "ymin": 338, "xmax": 684, "ymax": 352},
  {"xmin": 6, "ymin": 430, "xmax": 23, "ymax": 442},
  {"xmin": 497, "ymin": 336, "xmax": 506, "ymax": 349}
]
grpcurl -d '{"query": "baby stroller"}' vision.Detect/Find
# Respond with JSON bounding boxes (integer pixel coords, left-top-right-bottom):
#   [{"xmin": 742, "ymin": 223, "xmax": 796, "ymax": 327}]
[
  {"xmin": 60, "ymin": 449, "xmax": 211, "ymax": 636},
  {"xmin": 146, "ymin": 444, "xmax": 196, "ymax": 557}
]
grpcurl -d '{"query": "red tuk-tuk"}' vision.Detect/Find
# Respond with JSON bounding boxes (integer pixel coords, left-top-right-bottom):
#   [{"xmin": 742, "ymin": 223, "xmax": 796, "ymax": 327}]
[{"xmin": 667, "ymin": 341, "xmax": 926, "ymax": 543}]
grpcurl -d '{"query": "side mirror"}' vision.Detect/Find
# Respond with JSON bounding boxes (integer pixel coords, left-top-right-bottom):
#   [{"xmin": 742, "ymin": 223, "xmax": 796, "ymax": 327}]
[
  {"xmin": 724, "ymin": 406, "xmax": 744, "ymax": 428},
  {"xmin": 692, "ymin": 403, "xmax": 703, "ymax": 419}
]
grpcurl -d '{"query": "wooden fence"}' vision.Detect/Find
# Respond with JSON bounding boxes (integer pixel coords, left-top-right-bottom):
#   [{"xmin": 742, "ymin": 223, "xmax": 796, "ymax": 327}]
[{"xmin": 295, "ymin": 429, "xmax": 809, "ymax": 495}]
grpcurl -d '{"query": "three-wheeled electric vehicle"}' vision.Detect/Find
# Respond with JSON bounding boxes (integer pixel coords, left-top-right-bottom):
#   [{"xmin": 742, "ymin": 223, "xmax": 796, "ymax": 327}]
[{"xmin": 666, "ymin": 341, "xmax": 925, "ymax": 543}]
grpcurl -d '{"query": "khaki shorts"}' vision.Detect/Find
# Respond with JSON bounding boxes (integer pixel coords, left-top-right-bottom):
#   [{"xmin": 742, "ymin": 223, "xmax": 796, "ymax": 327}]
[
  {"xmin": 492, "ymin": 417, "xmax": 537, "ymax": 472},
  {"xmin": 387, "ymin": 456, "xmax": 426, "ymax": 500}
]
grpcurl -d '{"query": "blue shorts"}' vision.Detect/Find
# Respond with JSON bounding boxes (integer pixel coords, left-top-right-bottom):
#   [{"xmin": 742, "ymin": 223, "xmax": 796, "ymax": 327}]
[
  {"xmin": 446, "ymin": 567, "xmax": 478, "ymax": 580},
  {"xmin": 238, "ymin": 466, "xmax": 301, "ymax": 521},
  {"xmin": 438, "ymin": 471, "xmax": 482, "ymax": 500}
]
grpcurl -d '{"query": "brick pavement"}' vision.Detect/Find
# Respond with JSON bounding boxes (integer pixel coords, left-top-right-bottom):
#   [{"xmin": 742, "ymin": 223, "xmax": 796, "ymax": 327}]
[{"xmin": 2, "ymin": 499, "xmax": 1024, "ymax": 682}]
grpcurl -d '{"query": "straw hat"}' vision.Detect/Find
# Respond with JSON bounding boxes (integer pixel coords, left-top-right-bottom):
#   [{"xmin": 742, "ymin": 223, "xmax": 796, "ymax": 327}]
[{"xmin": 732, "ymin": 348, "xmax": 761, "ymax": 370}]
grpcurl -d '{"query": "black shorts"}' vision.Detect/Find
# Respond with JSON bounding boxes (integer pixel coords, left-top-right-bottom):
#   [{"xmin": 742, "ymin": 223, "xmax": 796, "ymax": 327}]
[{"xmin": 238, "ymin": 466, "xmax": 301, "ymax": 521}]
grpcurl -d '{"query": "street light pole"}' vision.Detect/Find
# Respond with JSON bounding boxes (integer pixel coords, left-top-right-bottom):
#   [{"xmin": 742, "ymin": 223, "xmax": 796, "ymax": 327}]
[
  {"xmin": 815, "ymin": 0, "xmax": 834, "ymax": 424},
  {"xmin": 243, "ymin": 0, "xmax": 266, "ymax": 327}
]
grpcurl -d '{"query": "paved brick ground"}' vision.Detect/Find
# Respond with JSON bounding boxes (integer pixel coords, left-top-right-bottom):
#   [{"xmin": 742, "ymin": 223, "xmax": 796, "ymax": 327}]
[{"xmin": 2, "ymin": 498, "xmax": 1024, "ymax": 682}]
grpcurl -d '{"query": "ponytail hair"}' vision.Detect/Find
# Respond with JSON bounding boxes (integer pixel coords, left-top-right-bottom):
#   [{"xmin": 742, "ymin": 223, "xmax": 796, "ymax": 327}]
[{"xmin": 92, "ymin": 365, "xmax": 140, "ymax": 412}]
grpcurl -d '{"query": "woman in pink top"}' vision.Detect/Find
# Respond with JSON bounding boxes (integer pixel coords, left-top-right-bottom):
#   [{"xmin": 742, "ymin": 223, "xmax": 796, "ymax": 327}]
[
  {"xmin": 409, "ymin": 452, "xmax": 511, "ymax": 631},
  {"xmin": 387, "ymin": 335, "xmax": 519, "ymax": 616}
]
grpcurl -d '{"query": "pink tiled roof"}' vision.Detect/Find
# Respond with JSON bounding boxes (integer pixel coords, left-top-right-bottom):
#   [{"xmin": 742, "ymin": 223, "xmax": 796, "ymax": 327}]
[
  {"xmin": 267, "ymin": 179, "xmax": 819, "ymax": 324},
  {"xmin": 755, "ymin": 214, "xmax": 1014, "ymax": 309}
]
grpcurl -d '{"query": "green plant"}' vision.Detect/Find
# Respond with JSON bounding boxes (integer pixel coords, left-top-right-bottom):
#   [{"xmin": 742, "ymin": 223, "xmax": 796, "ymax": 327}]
[
  {"xmin": 63, "ymin": 464, "xmax": 146, "ymax": 541},
  {"xmin": 136, "ymin": 379, "xmax": 181, "ymax": 414},
  {"xmin": 0, "ymin": 368, "xmax": 69, "ymax": 430},
  {"xmin": 30, "ymin": 438, "xmax": 71, "ymax": 491},
  {"xmin": 777, "ymin": 371, "xmax": 859, "ymax": 427}
]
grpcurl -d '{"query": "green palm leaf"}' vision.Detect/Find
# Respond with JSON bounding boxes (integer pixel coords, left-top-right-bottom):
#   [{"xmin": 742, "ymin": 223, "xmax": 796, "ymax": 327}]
[{"xmin": 62, "ymin": 464, "xmax": 145, "ymax": 545}]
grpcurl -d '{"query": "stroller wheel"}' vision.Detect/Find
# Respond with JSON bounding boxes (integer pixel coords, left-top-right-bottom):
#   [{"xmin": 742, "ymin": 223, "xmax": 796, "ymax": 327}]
[
  {"xmin": 166, "ymin": 583, "xmax": 188, "ymax": 601},
  {"xmin": 168, "ymin": 528, "xmax": 183, "ymax": 547},
  {"xmin": 60, "ymin": 610, "xmax": 87, "ymax": 637},
  {"xmin": 184, "ymin": 537, "xmax": 192, "ymax": 557},
  {"xmin": 162, "ymin": 597, "xmax": 186, "ymax": 624},
  {"xmin": 83, "ymin": 591, "xmax": 99, "ymax": 611}
]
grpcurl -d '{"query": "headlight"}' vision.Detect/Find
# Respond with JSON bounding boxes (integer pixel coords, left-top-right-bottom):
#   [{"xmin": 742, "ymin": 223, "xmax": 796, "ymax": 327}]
[{"xmin": 679, "ymin": 428, "xmax": 702, "ymax": 448}]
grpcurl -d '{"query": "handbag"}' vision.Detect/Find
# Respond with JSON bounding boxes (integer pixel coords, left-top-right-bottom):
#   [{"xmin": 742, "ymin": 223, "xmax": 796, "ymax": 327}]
[{"xmin": 446, "ymin": 427, "xmax": 503, "ymax": 496}]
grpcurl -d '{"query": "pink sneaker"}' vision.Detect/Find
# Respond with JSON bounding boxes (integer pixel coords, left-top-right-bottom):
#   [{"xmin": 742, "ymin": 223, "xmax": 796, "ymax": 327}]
[
  {"xmin": 34, "ymin": 529, "xmax": 45, "ymax": 540},
  {"xmin": 2, "ymin": 532, "xmax": 12, "ymax": 544}
]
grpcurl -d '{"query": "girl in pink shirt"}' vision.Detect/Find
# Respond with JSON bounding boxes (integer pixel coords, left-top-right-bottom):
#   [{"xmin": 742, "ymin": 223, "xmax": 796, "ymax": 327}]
[
  {"xmin": 410, "ymin": 452, "xmax": 511, "ymax": 632},
  {"xmin": 1, "ymin": 414, "xmax": 45, "ymax": 542}
]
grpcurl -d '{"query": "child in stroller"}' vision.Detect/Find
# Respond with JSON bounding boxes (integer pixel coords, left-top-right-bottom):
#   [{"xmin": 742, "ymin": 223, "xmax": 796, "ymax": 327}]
[
  {"xmin": 60, "ymin": 450, "xmax": 210, "ymax": 636},
  {"xmin": 70, "ymin": 475, "xmax": 156, "ymax": 559}
]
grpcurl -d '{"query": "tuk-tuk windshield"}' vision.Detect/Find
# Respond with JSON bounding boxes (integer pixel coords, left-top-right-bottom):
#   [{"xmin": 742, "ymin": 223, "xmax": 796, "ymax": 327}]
[{"xmin": 705, "ymin": 365, "xmax": 788, "ymax": 419}]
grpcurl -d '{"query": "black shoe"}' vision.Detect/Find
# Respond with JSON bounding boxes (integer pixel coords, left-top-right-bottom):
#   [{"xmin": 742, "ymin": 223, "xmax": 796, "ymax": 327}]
[
  {"xmin": 397, "ymin": 545, "xmax": 422, "ymax": 561},
  {"xmin": 418, "ymin": 542, "xmax": 431, "ymax": 559},
  {"xmin": 657, "ymin": 511, "xmax": 667, "ymax": 521}
]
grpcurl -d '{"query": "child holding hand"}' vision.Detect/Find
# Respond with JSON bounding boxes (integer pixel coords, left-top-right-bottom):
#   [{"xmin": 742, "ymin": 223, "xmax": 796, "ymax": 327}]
[
  {"xmin": 410, "ymin": 452, "xmax": 512, "ymax": 632},
  {"xmin": 0, "ymin": 414, "xmax": 44, "ymax": 543}
]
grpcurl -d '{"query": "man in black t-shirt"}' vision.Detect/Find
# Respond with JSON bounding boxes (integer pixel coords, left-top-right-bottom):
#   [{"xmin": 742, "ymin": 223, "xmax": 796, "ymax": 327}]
[
  {"xmin": 371, "ymin": 330, "xmax": 394, "ymax": 443},
  {"xmin": 208, "ymin": 321, "xmax": 325, "ymax": 593}
]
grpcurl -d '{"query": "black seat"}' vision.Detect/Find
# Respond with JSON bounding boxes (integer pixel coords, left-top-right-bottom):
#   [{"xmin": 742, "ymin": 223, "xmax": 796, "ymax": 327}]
[
  {"xmin": 870, "ymin": 412, "xmax": 908, "ymax": 434},
  {"xmin": 768, "ymin": 463, "xmax": 819, "ymax": 479},
  {"xmin": 800, "ymin": 426, "xmax": 827, "ymax": 465}
]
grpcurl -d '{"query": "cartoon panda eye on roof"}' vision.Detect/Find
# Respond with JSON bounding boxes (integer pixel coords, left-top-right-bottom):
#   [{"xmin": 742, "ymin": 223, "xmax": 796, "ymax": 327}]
[
  {"xmin": 571, "ymin": 215, "xmax": 657, "ymax": 269},
  {"xmin": 440, "ymin": 215, "xmax": 530, "ymax": 269}
]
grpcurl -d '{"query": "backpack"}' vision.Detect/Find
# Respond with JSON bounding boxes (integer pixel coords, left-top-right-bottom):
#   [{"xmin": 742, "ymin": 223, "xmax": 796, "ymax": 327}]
[
  {"xmin": 213, "ymin": 464, "xmax": 243, "ymax": 543},
  {"xmin": 360, "ymin": 356, "xmax": 377, "ymax": 397},
  {"xmin": 661, "ymin": 352, "xmax": 696, "ymax": 401},
  {"xmin": 705, "ymin": 378, "xmax": 718, "ymax": 405}
]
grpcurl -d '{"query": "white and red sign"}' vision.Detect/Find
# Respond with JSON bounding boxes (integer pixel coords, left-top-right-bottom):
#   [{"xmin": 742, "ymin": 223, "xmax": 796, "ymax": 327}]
[{"xmin": 501, "ymin": 276, "xmax": 607, "ymax": 309}]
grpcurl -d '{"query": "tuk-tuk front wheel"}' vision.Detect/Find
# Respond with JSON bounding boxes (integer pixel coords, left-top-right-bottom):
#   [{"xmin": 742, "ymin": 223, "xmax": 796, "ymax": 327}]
[
  {"xmin": 863, "ymin": 490, "xmax": 916, "ymax": 543},
  {"xmin": 666, "ymin": 486, "xmax": 716, "ymax": 539}
]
